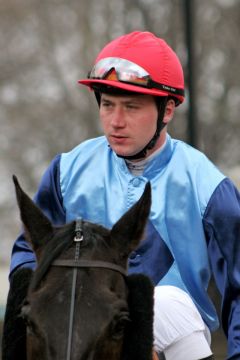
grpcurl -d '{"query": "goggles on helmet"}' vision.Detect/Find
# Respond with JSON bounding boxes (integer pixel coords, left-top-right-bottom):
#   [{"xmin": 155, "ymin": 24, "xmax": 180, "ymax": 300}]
[{"xmin": 88, "ymin": 57, "xmax": 184, "ymax": 98}]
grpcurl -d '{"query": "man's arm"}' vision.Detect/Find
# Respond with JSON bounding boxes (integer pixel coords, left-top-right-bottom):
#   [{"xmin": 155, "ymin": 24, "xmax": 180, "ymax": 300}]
[{"xmin": 203, "ymin": 178, "xmax": 240, "ymax": 360}]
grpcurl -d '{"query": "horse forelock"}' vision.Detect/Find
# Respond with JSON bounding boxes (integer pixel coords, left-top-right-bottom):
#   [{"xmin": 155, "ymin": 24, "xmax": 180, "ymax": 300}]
[
  {"xmin": 29, "ymin": 222, "xmax": 75, "ymax": 291},
  {"xmin": 29, "ymin": 220, "xmax": 111, "ymax": 292}
]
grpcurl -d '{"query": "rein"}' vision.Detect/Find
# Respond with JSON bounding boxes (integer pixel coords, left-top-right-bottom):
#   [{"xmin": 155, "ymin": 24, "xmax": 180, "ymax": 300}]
[{"xmin": 51, "ymin": 219, "xmax": 127, "ymax": 360}]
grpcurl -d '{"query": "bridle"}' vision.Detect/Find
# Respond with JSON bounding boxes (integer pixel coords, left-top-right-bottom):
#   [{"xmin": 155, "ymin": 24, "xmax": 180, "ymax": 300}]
[{"xmin": 52, "ymin": 219, "xmax": 127, "ymax": 360}]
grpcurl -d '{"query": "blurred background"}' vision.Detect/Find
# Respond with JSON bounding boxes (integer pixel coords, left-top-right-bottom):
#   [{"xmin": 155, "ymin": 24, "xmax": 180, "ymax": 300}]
[{"xmin": 1, "ymin": 0, "xmax": 240, "ymax": 357}]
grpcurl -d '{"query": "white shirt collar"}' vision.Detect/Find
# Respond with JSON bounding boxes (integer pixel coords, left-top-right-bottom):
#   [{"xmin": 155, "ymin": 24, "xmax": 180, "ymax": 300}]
[{"xmin": 126, "ymin": 139, "xmax": 167, "ymax": 176}]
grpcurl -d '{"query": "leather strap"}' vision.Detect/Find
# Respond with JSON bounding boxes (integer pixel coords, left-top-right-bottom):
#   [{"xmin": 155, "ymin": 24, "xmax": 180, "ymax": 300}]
[
  {"xmin": 54, "ymin": 218, "xmax": 127, "ymax": 359},
  {"xmin": 52, "ymin": 259, "xmax": 127, "ymax": 277}
]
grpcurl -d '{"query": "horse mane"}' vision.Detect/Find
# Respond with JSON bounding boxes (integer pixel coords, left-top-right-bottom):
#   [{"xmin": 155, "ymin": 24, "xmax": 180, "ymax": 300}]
[{"xmin": 29, "ymin": 220, "xmax": 110, "ymax": 292}]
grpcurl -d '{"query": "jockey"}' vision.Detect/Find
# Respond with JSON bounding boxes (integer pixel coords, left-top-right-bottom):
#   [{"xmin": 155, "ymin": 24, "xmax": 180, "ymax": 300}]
[{"xmin": 9, "ymin": 31, "xmax": 240, "ymax": 360}]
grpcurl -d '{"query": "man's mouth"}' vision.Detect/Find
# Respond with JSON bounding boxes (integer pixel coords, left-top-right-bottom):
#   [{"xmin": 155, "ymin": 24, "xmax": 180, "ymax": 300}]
[{"xmin": 110, "ymin": 134, "xmax": 128, "ymax": 143}]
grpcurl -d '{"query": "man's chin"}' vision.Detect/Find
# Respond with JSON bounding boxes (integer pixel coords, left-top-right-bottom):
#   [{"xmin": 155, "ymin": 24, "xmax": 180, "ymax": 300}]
[
  {"xmin": 109, "ymin": 145, "xmax": 130, "ymax": 157},
  {"xmin": 108, "ymin": 141, "xmax": 143, "ymax": 158},
  {"xmin": 113, "ymin": 148, "xmax": 141, "ymax": 159}
]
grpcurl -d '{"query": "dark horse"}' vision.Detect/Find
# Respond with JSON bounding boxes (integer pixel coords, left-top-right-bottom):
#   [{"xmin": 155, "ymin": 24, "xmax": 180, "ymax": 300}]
[{"xmin": 2, "ymin": 177, "xmax": 154, "ymax": 360}]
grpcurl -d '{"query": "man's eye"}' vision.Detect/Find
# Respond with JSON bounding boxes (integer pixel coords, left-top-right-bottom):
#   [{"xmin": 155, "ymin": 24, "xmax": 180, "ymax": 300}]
[
  {"xmin": 126, "ymin": 104, "xmax": 139, "ymax": 109},
  {"xmin": 101, "ymin": 102, "xmax": 111, "ymax": 107}
]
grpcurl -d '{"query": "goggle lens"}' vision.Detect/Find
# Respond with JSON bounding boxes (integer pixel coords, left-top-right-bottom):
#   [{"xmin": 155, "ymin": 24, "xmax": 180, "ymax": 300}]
[{"xmin": 88, "ymin": 57, "xmax": 150, "ymax": 86}]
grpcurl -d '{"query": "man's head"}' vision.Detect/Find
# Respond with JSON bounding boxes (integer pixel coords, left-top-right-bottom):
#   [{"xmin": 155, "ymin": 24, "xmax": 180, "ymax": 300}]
[
  {"xmin": 79, "ymin": 31, "xmax": 184, "ymax": 159},
  {"xmin": 98, "ymin": 92, "xmax": 175, "ymax": 159}
]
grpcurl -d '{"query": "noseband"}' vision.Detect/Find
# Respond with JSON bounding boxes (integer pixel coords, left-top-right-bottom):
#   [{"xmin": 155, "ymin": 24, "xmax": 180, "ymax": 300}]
[{"xmin": 52, "ymin": 219, "xmax": 127, "ymax": 360}]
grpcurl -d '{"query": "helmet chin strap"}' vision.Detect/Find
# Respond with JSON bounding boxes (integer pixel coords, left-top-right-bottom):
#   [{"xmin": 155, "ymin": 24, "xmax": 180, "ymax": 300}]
[{"xmin": 116, "ymin": 97, "xmax": 168, "ymax": 160}]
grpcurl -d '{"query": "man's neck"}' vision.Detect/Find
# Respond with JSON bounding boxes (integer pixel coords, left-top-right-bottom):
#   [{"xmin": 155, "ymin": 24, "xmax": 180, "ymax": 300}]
[{"xmin": 126, "ymin": 136, "xmax": 167, "ymax": 176}]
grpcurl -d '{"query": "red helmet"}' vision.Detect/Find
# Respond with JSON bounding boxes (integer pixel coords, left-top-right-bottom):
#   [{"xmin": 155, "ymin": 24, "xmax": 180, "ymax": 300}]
[{"xmin": 79, "ymin": 31, "xmax": 185, "ymax": 105}]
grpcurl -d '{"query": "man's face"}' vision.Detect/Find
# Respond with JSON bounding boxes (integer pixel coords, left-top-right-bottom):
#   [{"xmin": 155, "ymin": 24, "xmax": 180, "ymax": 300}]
[{"xmin": 99, "ymin": 94, "xmax": 159, "ymax": 158}]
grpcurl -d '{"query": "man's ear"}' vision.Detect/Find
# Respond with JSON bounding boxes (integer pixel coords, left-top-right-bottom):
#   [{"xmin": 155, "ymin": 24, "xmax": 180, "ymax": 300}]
[{"xmin": 163, "ymin": 99, "xmax": 175, "ymax": 124}]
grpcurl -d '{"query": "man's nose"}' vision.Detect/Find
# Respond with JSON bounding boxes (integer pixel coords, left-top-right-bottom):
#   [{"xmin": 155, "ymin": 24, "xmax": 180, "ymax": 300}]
[{"xmin": 110, "ymin": 107, "xmax": 126, "ymax": 127}]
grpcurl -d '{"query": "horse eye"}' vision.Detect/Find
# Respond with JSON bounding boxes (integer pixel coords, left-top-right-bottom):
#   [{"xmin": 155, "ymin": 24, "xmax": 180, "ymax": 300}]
[
  {"xmin": 20, "ymin": 303, "xmax": 37, "ymax": 334},
  {"xmin": 111, "ymin": 312, "xmax": 130, "ymax": 340},
  {"xmin": 20, "ymin": 301, "xmax": 30, "ymax": 320}
]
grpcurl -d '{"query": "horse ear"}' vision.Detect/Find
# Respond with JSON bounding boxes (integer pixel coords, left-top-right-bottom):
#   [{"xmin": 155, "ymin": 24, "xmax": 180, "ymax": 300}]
[
  {"xmin": 110, "ymin": 182, "xmax": 151, "ymax": 255},
  {"xmin": 13, "ymin": 175, "xmax": 54, "ymax": 254}
]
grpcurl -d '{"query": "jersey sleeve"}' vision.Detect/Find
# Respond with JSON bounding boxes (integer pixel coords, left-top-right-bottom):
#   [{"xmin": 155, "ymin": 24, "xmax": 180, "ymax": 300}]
[
  {"xmin": 203, "ymin": 177, "xmax": 240, "ymax": 359},
  {"xmin": 10, "ymin": 154, "xmax": 66, "ymax": 277}
]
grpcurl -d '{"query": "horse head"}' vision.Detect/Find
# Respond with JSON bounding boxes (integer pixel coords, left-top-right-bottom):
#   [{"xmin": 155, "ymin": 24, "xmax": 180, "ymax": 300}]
[{"xmin": 12, "ymin": 176, "xmax": 154, "ymax": 360}]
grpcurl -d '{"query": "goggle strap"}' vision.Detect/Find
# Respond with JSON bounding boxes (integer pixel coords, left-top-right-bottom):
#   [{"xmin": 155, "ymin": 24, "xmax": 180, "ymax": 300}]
[{"xmin": 147, "ymin": 79, "xmax": 184, "ymax": 97}]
